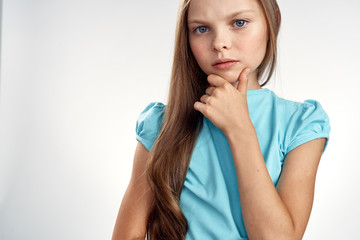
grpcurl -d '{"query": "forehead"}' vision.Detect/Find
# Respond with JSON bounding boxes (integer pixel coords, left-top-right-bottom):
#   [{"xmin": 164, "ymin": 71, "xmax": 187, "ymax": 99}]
[{"xmin": 187, "ymin": 0, "xmax": 263, "ymax": 20}]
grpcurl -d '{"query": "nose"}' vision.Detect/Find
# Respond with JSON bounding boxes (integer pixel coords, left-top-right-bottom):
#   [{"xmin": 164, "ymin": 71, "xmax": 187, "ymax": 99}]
[{"xmin": 212, "ymin": 31, "xmax": 231, "ymax": 52}]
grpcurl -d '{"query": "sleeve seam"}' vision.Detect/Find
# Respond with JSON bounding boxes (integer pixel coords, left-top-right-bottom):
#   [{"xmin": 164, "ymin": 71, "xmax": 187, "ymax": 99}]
[
  {"xmin": 285, "ymin": 133, "xmax": 330, "ymax": 156},
  {"xmin": 136, "ymin": 135, "xmax": 152, "ymax": 152}
]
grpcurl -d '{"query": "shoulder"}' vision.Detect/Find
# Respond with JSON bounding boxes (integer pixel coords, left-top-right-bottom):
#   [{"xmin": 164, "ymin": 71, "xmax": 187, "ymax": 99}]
[
  {"xmin": 136, "ymin": 102, "xmax": 166, "ymax": 123},
  {"xmin": 135, "ymin": 102, "xmax": 166, "ymax": 151},
  {"xmin": 275, "ymin": 95, "xmax": 331, "ymax": 155},
  {"xmin": 277, "ymin": 96, "xmax": 330, "ymax": 128},
  {"xmin": 280, "ymin": 97, "xmax": 327, "ymax": 118},
  {"xmin": 262, "ymin": 90, "xmax": 329, "ymax": 121}
]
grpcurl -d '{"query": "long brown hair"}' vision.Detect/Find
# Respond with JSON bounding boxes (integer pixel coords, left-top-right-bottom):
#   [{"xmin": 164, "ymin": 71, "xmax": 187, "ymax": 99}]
[{"xmin": 145, "ymin": 0, "xmax": 281, "ymax": 239}]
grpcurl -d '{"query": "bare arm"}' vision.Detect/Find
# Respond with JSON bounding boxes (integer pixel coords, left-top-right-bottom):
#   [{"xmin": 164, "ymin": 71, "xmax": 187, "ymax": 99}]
[
  {"xmin": 276, "ymin": 137, "xmax": 326, "ymax": 239},
  {"xmin": 112, "ymin": 142, "xmax": 153, "ymax": 240},
  {"xmin": 227, "ymin": 126, "xmax": 326, "ymax": 240}
]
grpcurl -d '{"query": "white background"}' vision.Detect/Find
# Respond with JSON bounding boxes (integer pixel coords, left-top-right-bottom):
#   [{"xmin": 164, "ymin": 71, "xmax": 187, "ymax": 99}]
[{"xmin": 1, "ymin": 0, "xmax": 359, "ymax": 239}]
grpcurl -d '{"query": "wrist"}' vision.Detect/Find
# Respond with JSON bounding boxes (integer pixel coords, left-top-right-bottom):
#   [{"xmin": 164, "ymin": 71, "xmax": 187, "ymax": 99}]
[{"xmin": 225, "ymin": 119, "xmax": 257, "ymax": 143}]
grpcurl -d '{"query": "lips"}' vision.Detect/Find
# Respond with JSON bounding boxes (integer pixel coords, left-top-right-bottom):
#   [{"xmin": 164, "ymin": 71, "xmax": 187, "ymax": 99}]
[{"xmin": 212, "ymin": 58, "xmax": 239, "ymax": 70}]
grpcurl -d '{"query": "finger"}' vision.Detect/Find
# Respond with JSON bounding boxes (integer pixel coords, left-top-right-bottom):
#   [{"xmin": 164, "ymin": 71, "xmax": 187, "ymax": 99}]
[
  {"xmin": 194, "ymin": 101, "xmax": 205, "ymax": 114},
  {"xmin": 200, "ymin": 94, "xmax": 211, "ymax": 104},
  {"xmin": 207, "ymin": 74, "xmax": 226, "ymax": 87},
  {"xmin": 205, "ymin": 86, "xmax": 216, "ymax": 96},
  {"xmin": 237, "ymin": 68, "xmax": 251, "ymax": 93}
]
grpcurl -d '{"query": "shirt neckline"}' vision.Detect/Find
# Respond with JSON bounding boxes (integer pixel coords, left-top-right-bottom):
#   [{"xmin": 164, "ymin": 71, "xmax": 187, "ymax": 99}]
[{"xmin": 246, "ymin": 88, "xmax": 271, "ymax": 95}]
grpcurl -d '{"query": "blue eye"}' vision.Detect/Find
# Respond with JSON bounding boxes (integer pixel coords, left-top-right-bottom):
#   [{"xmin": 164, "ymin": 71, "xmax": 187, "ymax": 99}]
[
  {"xmin": 234, "ymin": 20, "xmax": 247, "ymax": 28},
  {"xmin": 194, "ymin": 26, "xmax": 208, "ymax": 34}
]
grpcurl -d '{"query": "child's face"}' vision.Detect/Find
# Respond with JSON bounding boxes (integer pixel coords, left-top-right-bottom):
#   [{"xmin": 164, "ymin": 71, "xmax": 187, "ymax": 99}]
[{"xmin": 187, "ymin": 0, "xmax": 268, "ymax": 86}]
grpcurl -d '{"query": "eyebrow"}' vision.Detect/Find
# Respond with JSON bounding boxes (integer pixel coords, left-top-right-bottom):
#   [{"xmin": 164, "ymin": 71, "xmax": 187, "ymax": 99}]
[{"xmin": 188, "ymin": 10, "xmax": 255, "ymax": 25}]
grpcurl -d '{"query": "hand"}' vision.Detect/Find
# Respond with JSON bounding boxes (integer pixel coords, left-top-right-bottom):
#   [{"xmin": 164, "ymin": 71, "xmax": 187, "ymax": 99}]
[{"xmin": 194, "ymin": 68, "xmax": 253, "ymax": 137}]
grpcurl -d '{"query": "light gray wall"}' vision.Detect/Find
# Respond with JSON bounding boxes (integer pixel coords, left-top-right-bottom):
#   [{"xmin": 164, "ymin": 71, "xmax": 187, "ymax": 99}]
[
  {"xmin": 0, "ymin": 0, "xmax": 359, "ymax": 239},
  {"xmin": 0, "ymin": 0, "xmax": 2, "ymax": 90}
]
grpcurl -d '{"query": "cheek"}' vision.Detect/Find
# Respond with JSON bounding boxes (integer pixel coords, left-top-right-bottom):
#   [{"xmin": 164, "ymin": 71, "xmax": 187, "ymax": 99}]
[
  {"xmin": 253, "ymin": 37, "xmax": 267, "ymax": 65},
  {"xmin": 236, "ymin": 33, "xmax": 268, "ymax": 67},
  {"xmin": 190, "ymin": 39, "xmax": 208, "ymax": 66}
]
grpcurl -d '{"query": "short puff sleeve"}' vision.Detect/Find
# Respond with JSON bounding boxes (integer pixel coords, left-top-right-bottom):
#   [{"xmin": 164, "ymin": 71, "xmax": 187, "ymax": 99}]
[
  {"xmin": 284, "ymin": 99, "xmax": 330, "ymax": 156},
  {"xmin": 135, "ymin": 102, "xmax": 166, "ymax": 151}
]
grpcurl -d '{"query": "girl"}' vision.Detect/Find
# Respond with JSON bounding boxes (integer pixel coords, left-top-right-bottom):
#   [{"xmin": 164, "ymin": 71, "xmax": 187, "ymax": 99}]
[{"xmin": 113, "ymin": 0, "xmax": 330, "ymax": 239}]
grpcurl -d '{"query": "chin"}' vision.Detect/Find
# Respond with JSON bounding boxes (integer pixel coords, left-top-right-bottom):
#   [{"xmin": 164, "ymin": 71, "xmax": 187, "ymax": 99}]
[
  {"xmin": 204, "ymin": 68, "xmax": 241, "ymax": 84},
  {"xmin": 217, "ymin": 71, "xmax": 240, "ymax": 84}
]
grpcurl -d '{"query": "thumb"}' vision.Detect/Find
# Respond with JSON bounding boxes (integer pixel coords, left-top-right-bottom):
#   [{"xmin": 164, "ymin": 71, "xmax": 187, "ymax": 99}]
[{"xmin": 237, "ymin": 68, "xmax": 251, "ymax": 93}]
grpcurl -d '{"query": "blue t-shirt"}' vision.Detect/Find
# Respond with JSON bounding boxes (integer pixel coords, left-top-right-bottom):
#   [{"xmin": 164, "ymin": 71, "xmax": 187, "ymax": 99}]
[{"xmin": 135, "ymin": 88, "xmax": 330, "ymax": 239}]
